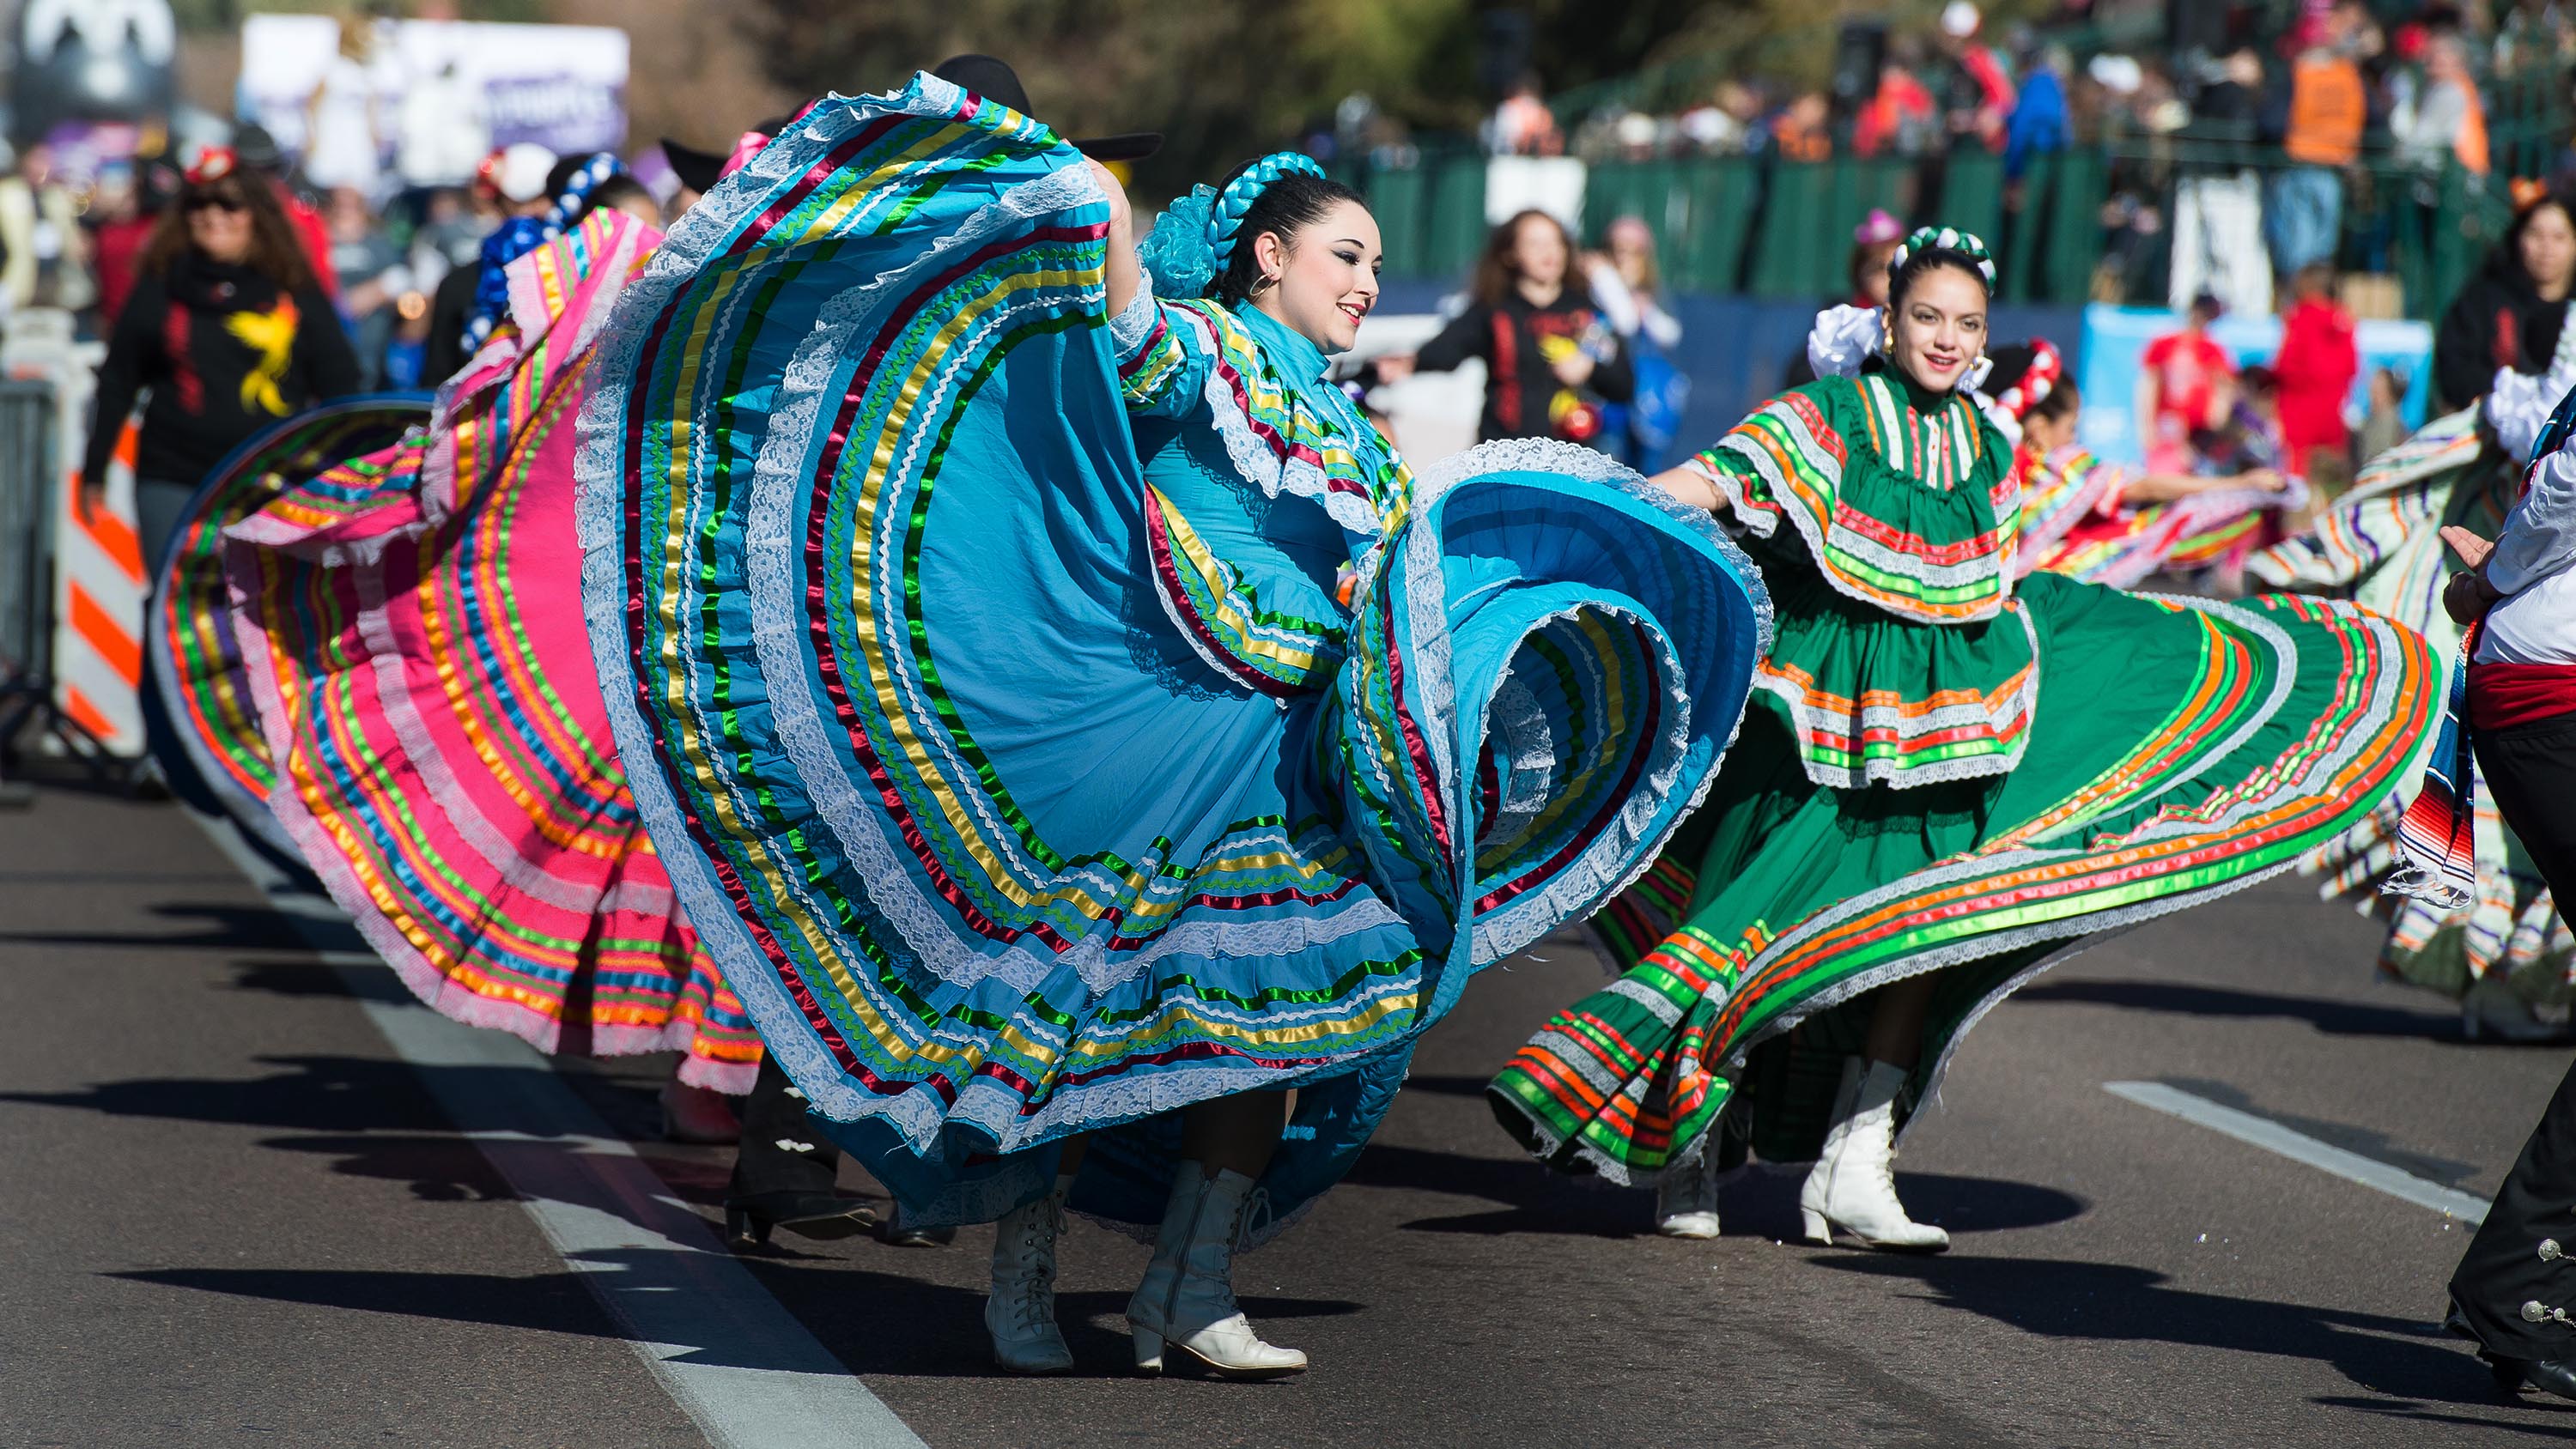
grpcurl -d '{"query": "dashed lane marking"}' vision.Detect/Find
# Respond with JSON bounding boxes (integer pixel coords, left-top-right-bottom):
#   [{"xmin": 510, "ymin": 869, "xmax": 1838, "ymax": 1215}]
[{"xmin": 2105, "ymin": 1080, "xmax": 2490, "ymax": 1226}]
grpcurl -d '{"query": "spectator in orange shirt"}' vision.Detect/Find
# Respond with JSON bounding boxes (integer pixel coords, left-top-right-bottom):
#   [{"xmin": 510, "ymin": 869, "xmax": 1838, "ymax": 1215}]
[
  {"xmin": 1772, "ymin": 91, "xmax": 1832, "ymax": 163},
  {"xmin": 2395, "ymin": 34, "xmax": 2491, "ymax": 177},
  {"xmin": 1854, "ymin": 60, "xmax": 1936, "ymax": 158},
  {"xmin": 2263, "ymin": 17, "xmax": 2367, "ymax": 277}
]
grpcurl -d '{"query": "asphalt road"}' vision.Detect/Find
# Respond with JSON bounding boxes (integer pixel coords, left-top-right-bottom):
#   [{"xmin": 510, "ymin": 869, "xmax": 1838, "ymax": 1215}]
[{"xmin": 3, "ymin": 775, "xmax": 2573, "ymax": 1449}]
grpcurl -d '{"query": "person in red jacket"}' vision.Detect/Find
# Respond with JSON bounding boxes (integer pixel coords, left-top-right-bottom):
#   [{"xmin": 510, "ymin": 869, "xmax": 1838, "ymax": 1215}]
[
  {"xmin": 2274, "ymin": 261, "xmax": 2359, "ymax": 475},
  {"xmin": 88, "ymin": 156, "xmax": 173, "ymax": 327}
]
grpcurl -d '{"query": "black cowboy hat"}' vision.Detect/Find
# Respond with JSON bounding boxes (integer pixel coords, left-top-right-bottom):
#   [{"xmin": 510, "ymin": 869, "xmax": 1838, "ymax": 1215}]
[
  {"xmin": 659, "ymin": 137, "xmax": 727, "ymax": 195},
  {"xmin": 930, "ymin": 53, "xmax": 1162, "ymax": 161}
]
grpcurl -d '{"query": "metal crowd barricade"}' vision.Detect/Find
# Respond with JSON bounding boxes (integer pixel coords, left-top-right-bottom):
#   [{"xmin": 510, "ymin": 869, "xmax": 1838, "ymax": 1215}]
[
  {"xmin": 0, "ymin": 379, "xmax": 50, "ymax": 684},
  {"xmin": 0, "ymin": 373, "xmax": 111, "ymax": 782}
]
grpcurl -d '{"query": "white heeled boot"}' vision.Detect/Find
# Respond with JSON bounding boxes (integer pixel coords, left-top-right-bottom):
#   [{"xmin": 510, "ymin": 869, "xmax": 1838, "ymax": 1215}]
[
  {"xmin": 1126, "ymin": 1166, "xmax": 1307, "ymax": 1379},
  {"xmin": 985, "ymin": 1176, "xmax": 1074, "ymax": 1373},
  {"xmin": 1798, "ymin": 1058, "xmax": 1949, "ymax": 1252},
  {"xmin": 1655, "ymin": 1149, "xmax": 1722, "ymax": 1239}
]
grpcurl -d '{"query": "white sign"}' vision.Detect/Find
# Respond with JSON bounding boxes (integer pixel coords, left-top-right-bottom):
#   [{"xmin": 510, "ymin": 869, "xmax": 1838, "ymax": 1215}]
[
  {"xmin": 1483, "ymin": 155, "xmax": 1586, "ymax": 232},
  {"xmin": 236, "ymin": 15, "xmax": 629, "ymax": 191}
]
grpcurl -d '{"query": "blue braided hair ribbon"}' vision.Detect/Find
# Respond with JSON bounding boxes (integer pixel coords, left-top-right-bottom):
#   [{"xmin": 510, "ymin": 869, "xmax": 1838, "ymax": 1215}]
[
  {"xmin": 1137, "ymin": 150, "xmax": 1326, "ymax": 300},
  {"xmin": 462, "ymin": 151, "xmax": 628, "ymax": 354},
  {"xmin": 1886, "ymin": 225, "xmax": 1998, "ymax": 290}
]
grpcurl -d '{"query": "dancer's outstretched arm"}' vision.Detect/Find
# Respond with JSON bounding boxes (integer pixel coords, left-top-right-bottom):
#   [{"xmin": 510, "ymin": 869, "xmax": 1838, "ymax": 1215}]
[{"xmin": 1091, "ymin": 160, "xmax": 1141, "ymax": 318}]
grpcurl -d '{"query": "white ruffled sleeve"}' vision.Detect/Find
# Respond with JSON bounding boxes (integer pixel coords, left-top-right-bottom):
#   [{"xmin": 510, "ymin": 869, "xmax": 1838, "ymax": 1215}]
[{"xmin": 1806, "ymin": 305, "xmax": 1883, "ymax": 381}]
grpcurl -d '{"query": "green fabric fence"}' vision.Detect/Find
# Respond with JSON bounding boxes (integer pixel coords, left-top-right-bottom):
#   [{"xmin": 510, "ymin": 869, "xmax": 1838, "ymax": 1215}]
[{"xmin": 1357, "ymin": 142, "xmax": 2519, "ymax": 319}]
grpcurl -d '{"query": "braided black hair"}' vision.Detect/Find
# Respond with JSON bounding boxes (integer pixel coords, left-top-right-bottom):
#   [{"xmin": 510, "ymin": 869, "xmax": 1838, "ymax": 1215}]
[{"xmin": 1207, "ymin": 161, "xmax": 1366, "ymax": 308}]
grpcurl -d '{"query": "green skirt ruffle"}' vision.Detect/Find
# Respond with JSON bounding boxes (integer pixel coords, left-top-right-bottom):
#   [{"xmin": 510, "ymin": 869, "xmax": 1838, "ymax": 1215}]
[{"xmin": 1489, "ymin": 574, "xmax": 2436, "ymax": 1181}]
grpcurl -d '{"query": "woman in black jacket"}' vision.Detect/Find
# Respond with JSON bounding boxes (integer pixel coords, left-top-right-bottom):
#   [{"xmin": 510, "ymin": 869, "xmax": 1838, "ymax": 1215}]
[
  {"xmin": 79, "ymin": 147, "xmax": 358, "ymax": 566},
  {"xmin": 2434, "ymin": 188, "xmax": 2576, "ymax": 412},
  {"xmin": 1384, "ymin": 209, "xmax": 1633, "ymax": 445}
]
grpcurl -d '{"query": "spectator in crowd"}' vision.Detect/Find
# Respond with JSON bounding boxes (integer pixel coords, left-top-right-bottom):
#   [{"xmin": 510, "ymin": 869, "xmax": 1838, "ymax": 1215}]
[
  {"xmin": 405, "ymin": 183, "xmax": 490, "ymax": 312},
  {"xmin": 1490, "ymin": 76, "xmax": 1563, "ymax": 157},
  {"xmin": 397, "ymin": 57, "xmax": 490, "ymax": 191},
  {"xmin": 1938, "ymin": 1, "xmax": 2018, "ymax": 151},
  {"xmin": 78, "ymin": 148, "xmax": 357, "ymax": 567},
  {"xmin": 2435, "ymin": 187, "xmax": 2576, "ymax": 409},
  {"xmin": 88, "ymin": 156, "xmax": 171, "ymax": 329},
  {"xmin": 2358, "ymin": 365, "xmax": 2412, "ymax": 460},
  {"xmin": 233, "ymin": 124, "xmax": 338, "ymax": 303},
  {"xmin": 2264, "ymin": 15, "xmax": 2367, "ymax": 278},
  {"xmin": 2140, "ymin": 293, "xmax": 2236, "ymax": 475},
  {"xmin": 325, "ymin": 186, "xmax": 408, "ymax": 391},
  {"xmin": 1676, "ymin": 81, "xmax": 1762, "ymax": 155},
  {"xmin": 2005, "ymin": 45, "xmax": 2071, "ymax": 181},
  {"xmin": 2273, "ymin": 261, "xmax": 2360, "ymax": 473},
  {"xmin": 304, "ymin": 17, "xmax": 387, "ymax": 200},
  {"xmin": 1583, "ymin": 216, "xmax": 1682, "ymax": 351},
  {"xmin": 2494, "ymin": 0, "xmax": 2576, "ymax": 75},
  {"xmin": 2393, "ymin": 32, "xmax": 2492, "ymax": 176},
  {"xmin": 0, "ymin": 141, "xmax": 95, "ymax": 315},
  {"xmin": 1855, "ymin": 54, "xmax": 1939, "ymax": 158},
  {"xmin": 2197, "ymin": 361, "xmax": 2290, "ymax": 482},
  {"xmin": 420, "ymin": 142, "xmax": 556, "ymax": 385},
  {"xmin": 2169, "ymin": 47, "xmax": 2274, "ymax": 316},
  {"xmin": 1844, "ymin": 209, "xmax": 1910, "ymax": 309},
  {"xmin": 1582, "ymin": 215, "xmax": 1686, "ymax": 469},
  {"xmin": 1381, "ymin": 209, "xmax": 1634, "ymax": 445},
  {"xmin": 1772, "ymin": 90, "xmax": 1834, "ymax": 162},
  {"xmin": 660, "ymin": 137, "xmax": 728, "ymax": 217}
]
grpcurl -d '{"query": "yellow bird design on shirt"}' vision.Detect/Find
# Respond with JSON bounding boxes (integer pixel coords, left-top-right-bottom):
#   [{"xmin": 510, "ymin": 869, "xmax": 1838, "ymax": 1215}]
[{"xmin": 225, "ymin": 298, "xmax": 300, "ymax": 416}]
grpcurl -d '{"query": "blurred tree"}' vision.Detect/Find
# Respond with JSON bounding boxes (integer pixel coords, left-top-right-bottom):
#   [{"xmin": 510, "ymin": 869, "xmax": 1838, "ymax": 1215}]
[{"xmin": 742, "ymin": 0, "xmax": 1492, "ymax": 199}]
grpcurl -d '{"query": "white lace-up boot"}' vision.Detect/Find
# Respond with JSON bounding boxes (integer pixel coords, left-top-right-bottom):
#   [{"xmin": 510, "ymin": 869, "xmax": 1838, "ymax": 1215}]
[
  {"xmin": 1126, "ymin": 1166, "xmax": 1307, "ymax": 1379},
  {"xmin": 1655, "ymin": 1149, "xmax": 1723, "ymax": 1239},
  {"xmin": 1798, "ymin": 1057, "xmax": 1949, "ymax": 1252},
  {"xmin": 985, "ymin": 1176, "xmax": 1074, "ymax": 1373}
]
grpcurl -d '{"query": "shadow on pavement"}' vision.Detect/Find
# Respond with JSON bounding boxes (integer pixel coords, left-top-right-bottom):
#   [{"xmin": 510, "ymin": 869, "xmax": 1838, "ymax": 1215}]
[
  {"xmin": 0, "ymin": 901, "xmax": 325, "ymax": 953},
  {"xmin": 2011, "ymin": 979, "xmax": 2463, "ymax": 1041},
  {"xmin": 0, "ymin": 1054, "xmax": 564, "ymax": 1136},
  {"xmin": 116, "ymin": 1256, "xmax": 1358, "ymax": 1379},
  {"xmin": 225, "ymin": 960, "xmax": 374, "ymax": 1000},
  {"xmin": 2314, "ymin": 1397, "xmax": 2576, "ymax": 1437},
  {"xmin": 1814, "ymin": 1252, "xmax": 2518, "ymax": 1412}
]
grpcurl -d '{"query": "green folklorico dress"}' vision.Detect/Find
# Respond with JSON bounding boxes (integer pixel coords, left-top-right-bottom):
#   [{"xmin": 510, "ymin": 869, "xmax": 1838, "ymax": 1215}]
[{"xmin": 1489, "ymin": 368, "xmax": 2441, "ymax": 1182}]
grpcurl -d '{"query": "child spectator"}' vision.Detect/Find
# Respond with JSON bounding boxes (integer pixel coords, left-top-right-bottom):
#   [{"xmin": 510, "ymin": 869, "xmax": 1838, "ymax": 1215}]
[
  {"xmin": 2141, "ymin": 294, "xmax": 2238, "ymax": 474},
  {"xmin": 2274, "ymin": 262, "xmax": 2360, "ymax": 476}
]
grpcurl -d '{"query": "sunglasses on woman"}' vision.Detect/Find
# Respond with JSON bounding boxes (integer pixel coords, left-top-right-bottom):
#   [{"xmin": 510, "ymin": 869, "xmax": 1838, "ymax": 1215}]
[{"xmin": 184, "ymin": 194, "xmax": 247, "ymax": 215}]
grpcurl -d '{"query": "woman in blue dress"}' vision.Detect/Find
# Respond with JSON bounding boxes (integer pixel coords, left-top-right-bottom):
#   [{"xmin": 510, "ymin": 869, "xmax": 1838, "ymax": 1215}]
[{"xmin": 575, "ymin": 76, "xmax": 1769, "ymax": 1379}]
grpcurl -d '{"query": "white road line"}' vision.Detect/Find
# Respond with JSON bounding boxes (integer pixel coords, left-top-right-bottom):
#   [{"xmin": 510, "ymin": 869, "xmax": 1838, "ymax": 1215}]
[
  {"xmin": 342, "ymin": 975, "xmax": 928, "ymax": 1449},
  {"xmin": 2105, "ymin": 1080, "xmax": 2491, "ymax": 1226},
  {"xmin": 191, "ymin": 817, "xmax": 928, "ymax": 1448}
]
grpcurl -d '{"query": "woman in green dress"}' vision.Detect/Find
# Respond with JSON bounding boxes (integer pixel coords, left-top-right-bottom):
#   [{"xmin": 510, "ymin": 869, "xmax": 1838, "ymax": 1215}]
[{"xmin": 1489, "ymin": 228, "xmax": 2440, "ymax": 1246}]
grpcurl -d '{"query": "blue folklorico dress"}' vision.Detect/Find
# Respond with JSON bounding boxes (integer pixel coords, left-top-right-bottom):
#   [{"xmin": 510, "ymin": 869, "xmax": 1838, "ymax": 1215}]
[{"xmin": 573, "ymin": 75, "xmax": 1772, "ymax": 1239}]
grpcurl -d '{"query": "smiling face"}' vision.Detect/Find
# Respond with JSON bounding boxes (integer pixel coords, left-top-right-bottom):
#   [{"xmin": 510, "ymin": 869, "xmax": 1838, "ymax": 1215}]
[
  {"xmin": 1510, "ymin": 211, "xmax": 1569, "ymax": 289},
  {"xmin": 1887, "ymin": 262, "xmax": 1989, "ymax": 394},
  {"xmin": 1248, "ymin": 197, "xmax": 1383, "ymax": 354}
]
